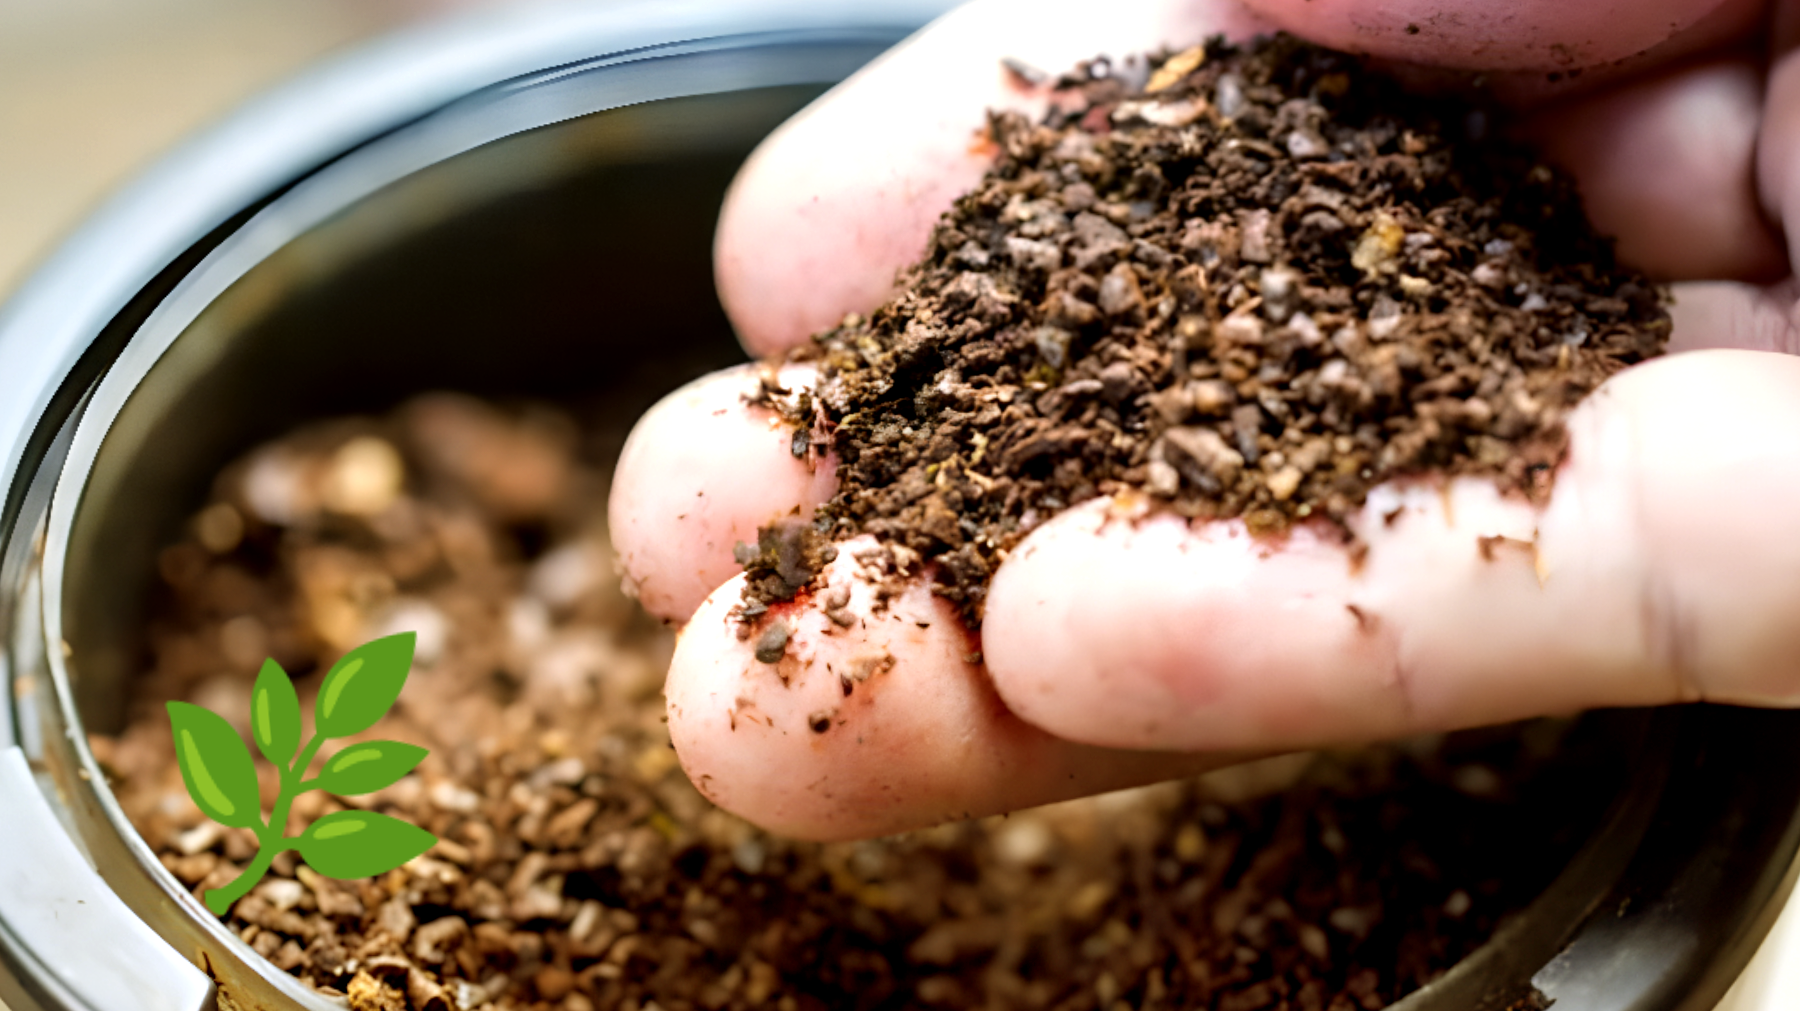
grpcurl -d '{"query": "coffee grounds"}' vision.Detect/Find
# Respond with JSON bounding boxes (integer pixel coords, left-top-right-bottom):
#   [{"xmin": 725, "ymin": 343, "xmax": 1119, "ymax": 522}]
[
  {"xmin": 97, "ymin": 397, "xmax": 1621, "ymax": 1011},
  {"xmin": 758, "ymin": 35, "xmax": 1669, "ymax": 622}
]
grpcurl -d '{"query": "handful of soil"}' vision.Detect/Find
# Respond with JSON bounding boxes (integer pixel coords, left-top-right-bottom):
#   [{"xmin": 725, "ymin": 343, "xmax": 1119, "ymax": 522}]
[{"xmin": 751, "ymin": 35, "xmax": 1670, "ymax": 621}]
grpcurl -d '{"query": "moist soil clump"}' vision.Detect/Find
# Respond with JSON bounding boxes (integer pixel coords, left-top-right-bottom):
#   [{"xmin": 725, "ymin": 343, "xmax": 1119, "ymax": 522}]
[
  {"xmin": 99, "ymin": 397, "xmax": 1625, "ymax": 1011},
  {"xmin": 762, "ymin": 35, "xmax": 1670, "ymax": 621}
]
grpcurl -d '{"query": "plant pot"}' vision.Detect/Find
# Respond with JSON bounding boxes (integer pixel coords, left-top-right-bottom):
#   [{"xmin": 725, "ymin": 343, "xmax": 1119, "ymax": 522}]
[{"xmin": 0, "ymin": 2, "xmax": 1797, "ymax": 1009}]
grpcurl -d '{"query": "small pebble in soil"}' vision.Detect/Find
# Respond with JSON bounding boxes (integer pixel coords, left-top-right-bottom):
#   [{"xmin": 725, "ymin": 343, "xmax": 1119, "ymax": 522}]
[{"xmin": 753, "ymin": 622, "xmax": 791, "ymax": 664}]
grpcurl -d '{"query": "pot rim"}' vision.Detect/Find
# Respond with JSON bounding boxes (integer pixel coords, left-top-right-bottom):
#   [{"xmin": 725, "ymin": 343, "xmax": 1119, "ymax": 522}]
[{"xmin": 3, "ymin": 3, "xmax": 1799, "ymax": 1011}]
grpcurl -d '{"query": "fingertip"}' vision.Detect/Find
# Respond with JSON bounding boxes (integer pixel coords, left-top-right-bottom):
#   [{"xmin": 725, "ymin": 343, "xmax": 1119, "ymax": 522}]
[
  {"xmin": 665, "ymin": 538, "xmax": 1215, "ymax": 840},
  {"xmin": 712, "ymin": 0, "xmax": 1033, "ymax": 356},
  {"xmin": 663, "ymin": 548, "xmax": 991, "ymax": 841},
  {"xmin": 714, "ymin": 118, "xmax": 990, "ymax": 358},
  {"xmin": 983, "ymin": 500, "xmax": 1404, "ymax": 752},
  {"xmin": 607, "ymin": 364, "xmax": 834, "ymax": 623},
  {"xmin": 1561, "ymin": 349, "xmax": 1800, "ymax": 705}
]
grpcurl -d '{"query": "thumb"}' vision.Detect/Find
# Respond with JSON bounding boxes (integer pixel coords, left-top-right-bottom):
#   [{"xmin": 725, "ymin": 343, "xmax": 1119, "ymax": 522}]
[
  {"xmin": 983, "ymin": 349, "xmax": 1800, "ymax": 752},
  {"xmin": 1236, "ymin": 0, "xmax": 1740, "ymax": 72}
]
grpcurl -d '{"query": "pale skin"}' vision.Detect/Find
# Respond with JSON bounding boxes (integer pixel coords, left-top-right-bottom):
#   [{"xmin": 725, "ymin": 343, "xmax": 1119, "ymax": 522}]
[{"xmin": 608, "ymin": 0, "xmax": 1800, "ymax": 841}]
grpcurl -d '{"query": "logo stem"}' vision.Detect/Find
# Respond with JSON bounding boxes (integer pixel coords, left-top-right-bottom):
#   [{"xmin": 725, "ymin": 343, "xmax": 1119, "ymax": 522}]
[
  {"xmin": 202, "ymin": 843, "xmax": 278, "ymax": 916},
  {"xmin": 201, "ymin": 730, "xmax": 325, "ymax": 915}
]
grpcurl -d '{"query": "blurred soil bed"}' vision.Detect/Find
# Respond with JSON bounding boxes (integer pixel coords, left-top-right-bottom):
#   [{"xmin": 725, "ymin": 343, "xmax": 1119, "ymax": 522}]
[{"xmin": 95, "ymin": 395, "xmax": 1624, "ymax": 1011}]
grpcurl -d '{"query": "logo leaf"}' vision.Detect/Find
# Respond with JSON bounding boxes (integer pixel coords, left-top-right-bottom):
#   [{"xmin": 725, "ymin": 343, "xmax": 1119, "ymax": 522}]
[
  {"xmin": 166, "ymin": 702, "xmax": 263, "ymax": 829},
  {"xmin": 296, "ymin": 810, "xmax": 436, "ymax": 879},
  {"xmin": 314, "ymin": 741, "xmax": 428, "ymax": 796},
  {"xmin": 314, "ymin": 632, "xmax": 416, "ymax": 738},
  {"xmin": 251, "ymin": 658, "xmax": 302, "ymax": 768}
]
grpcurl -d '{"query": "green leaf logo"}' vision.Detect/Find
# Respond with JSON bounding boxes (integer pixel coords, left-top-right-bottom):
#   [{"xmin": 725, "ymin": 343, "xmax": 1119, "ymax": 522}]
[
  {"xmin": 314, "ymin": 741, "xmax": 428, "ymax": 796},
  {"xmin": 297, "ymin": 810, "xmax": 437, "ymax": 879},
  {"xmin": 315, "ymin": 632, "xmax": 416, "ymax": 737},
  {"xmin": 167, "ymin": 702, "xmax": 263, "ymax": 829},
  {"xmin": 251, "ymin": 658, "xmax": 301, "ymax": 767},
  {"xmin": 163, "ymin": 633, "xmax": 438, "ymax": 917}
]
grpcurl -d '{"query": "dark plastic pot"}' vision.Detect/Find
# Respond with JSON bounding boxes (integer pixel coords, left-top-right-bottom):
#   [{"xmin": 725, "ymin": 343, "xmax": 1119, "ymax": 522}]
[{"xmin": 0, "ymin": 2, "xmax": 1795, "ymax": 1009}]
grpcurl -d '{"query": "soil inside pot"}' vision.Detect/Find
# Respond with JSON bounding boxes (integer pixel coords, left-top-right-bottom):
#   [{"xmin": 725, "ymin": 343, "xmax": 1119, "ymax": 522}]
[
  {"xmin": 748, "ymin": 35, "xmax": 1669, "ymax": 622},
  {"xmin": 95, "ymin": 395, "xmax": 1626, "ymax": 1011}
]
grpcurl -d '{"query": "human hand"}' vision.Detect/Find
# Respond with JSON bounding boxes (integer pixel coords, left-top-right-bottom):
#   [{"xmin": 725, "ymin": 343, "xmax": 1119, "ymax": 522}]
[{"xmin": 609, "ymin": 0, "xmax": 1800, "ymax": 841}]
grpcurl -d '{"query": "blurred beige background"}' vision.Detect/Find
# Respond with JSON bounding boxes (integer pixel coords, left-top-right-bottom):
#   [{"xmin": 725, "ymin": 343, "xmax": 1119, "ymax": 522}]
[{"xmin": 0, "ymin": 0, "xmax": 520, "ymax": 299}]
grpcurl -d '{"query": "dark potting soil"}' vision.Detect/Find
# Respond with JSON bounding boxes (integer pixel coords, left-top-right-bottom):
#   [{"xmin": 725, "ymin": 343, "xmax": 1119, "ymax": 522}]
[
  {"xmin": 97, "ymin": 398, "xmax": 1623, "ymax": 1011},
  {"xmin": 748, "ymin": 35, "xmax": 1670, "ymax": 622}
]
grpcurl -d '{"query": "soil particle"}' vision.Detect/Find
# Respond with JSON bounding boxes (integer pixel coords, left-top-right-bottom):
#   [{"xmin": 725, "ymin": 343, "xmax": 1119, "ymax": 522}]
[
  {"xmin": 346, "ymin": 970, "xmax": 407, "ymax": 1011},
  {"xmin": 753, "ymin": 35, "xmax": 1668, "ymax": 622},
  {"xmin": 734, "ymin": 518, "xmax": 837, "ymax": 617},
  {"xmin": 98, "ymin": 398, "xmax": 1627, "ymax": 1010},
  {"xmin": 752, "ymin": 622, "xmax": 791, "ymax": 664},
  {"xmin": 1346, "ymin": 603, "xmax": 1378, "ymax": 634},
  {"xmin": 1478, "ymin": 533, "xmax": 1537, "ymax": 563}
]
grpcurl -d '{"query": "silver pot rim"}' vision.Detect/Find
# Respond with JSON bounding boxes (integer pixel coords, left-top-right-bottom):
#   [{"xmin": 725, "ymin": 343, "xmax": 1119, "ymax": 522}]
[{"xmin": 2, "ymin": 3, "xmax": 1798, "ymax": 1011}]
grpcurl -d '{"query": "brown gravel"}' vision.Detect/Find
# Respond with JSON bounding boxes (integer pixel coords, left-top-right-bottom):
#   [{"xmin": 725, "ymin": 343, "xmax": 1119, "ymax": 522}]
[
  {"xmin": 758, "ymin": 35, "xmax": 1670, "ymax": 622},
  {"xmin": 96, "ymin": 395, "xmax": 1623, "ymax": 1011}
]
